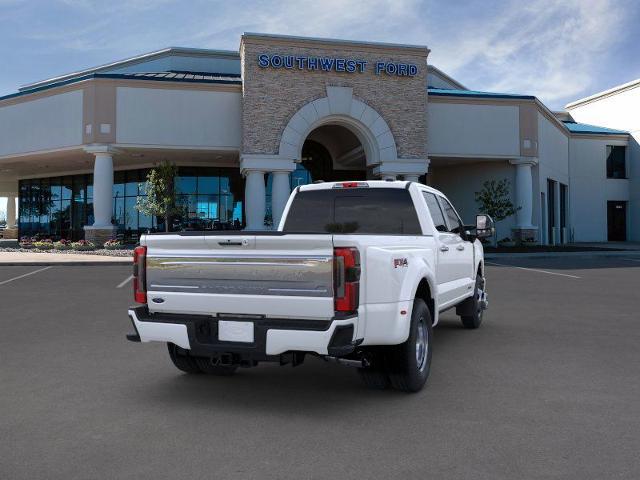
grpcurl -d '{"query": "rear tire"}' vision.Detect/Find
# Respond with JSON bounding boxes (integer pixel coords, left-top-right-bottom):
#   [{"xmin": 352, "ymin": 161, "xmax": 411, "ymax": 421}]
[
  {"xmin": 386, "ymin": 298, "xmax": 433, "ymax": 392},
  {"xmin": 195, "ymin": 357, "xmax": 238, "ymax": 376},
  {"xmin": 460, "ymin": 275, "xmax": 485, "ymax": 329},
  {"xmin": 167, "ymin": 343, "xmax": 201, "ymax": 374}
]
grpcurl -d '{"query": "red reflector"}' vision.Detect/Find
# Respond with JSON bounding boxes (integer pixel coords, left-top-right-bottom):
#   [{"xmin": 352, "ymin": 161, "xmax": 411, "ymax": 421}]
[{"xmin": 133, "ymin": 246, "xmax": 147, "ymax": 304}]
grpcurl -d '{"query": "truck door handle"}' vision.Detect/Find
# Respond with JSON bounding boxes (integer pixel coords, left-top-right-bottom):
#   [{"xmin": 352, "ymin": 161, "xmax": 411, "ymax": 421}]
[
  {"xmin": 440, "ymin": 245, "xmax": 449, "ymax": 252},
  {"xmin": 456, "ymin": 245, "xmax": 465, "ymax": 251}
]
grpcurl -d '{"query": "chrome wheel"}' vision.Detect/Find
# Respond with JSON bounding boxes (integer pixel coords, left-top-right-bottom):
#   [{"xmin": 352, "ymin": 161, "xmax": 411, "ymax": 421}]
[{"xmin": 415, "ymin": 316, "xmax": 428, "ymax": 372}]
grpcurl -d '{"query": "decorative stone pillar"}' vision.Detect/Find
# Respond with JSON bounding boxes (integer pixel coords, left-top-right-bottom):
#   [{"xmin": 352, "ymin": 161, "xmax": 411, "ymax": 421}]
[
  {"xmin": 509, "ymin": 157, "xmax": 538, "ymax": 242},
  {"xmin": 244, "ymin": 170, "xmax": 266, "ymax": 230},
  {"xmin": 83, "ymin": 145, "xmax": 118, "ymax": 245},
  {"xmin": 241, "ymin": 154, "xmax": 296, "ymax": 231},
  {"xmin": 271, "ymin": 171, "xmax": 290, "ymax": 229}
]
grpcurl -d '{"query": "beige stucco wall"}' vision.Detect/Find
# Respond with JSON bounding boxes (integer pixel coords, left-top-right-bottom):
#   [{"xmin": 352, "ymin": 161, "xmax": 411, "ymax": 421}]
[
  {"xmin": 0, "ymin": 90, "xmax": 83, "ymax": 157},
  {"xmin": 240, "ymin": 35, "xmax": 428, "ymax": 160}
]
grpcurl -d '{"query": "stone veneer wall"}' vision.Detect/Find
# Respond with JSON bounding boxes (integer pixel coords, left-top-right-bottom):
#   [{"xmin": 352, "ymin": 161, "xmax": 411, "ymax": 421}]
[{"xmin": 240, "ymin": 36, "xmax": 429, "ymax": 160}]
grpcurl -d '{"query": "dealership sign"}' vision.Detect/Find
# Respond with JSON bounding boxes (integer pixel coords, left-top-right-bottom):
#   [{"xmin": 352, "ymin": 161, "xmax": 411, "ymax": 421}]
[{"xmin": 258, "ymin": 53, "xmax": 418, "ymax": 77}]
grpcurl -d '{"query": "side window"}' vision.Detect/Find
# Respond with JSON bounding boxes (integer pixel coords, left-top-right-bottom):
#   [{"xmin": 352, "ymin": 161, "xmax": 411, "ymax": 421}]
[
  {"xmin": 422, "ymin": 192, "xmax": 448, "ymax": 232},
  {"xmin": 438, "ymin": 196, "xmax": 464, "ymax": 235}
]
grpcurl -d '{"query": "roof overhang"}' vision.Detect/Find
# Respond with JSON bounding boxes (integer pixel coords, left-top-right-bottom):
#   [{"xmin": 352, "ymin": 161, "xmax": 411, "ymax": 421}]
[{"xmin": 19, "ymin": 47, "xmax": 240, "ymax": 93}]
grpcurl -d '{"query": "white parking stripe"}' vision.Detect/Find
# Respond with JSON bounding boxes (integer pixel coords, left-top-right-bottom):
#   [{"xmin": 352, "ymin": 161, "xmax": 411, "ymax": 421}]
[
  {"xmin": 116, "ymin": 275, "xmax": 133, "ymax": 289},
  {"xmin": 485, "ymin": 261, "xmax": 581, "ymax": 279},
  {"xmin": 0, "ymin": 266, "xmax": 53, "ymax": 286}
]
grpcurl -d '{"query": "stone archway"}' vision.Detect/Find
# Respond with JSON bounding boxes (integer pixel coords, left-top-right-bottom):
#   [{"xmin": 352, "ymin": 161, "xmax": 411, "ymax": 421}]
[{"xmin": 278, "ymin": 86, "xmax": 398, "ymax": 168}]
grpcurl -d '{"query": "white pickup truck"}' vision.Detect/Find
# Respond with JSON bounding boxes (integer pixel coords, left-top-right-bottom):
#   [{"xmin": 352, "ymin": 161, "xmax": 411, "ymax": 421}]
[{"xmin": 127, "ymin": 180, "xmax": 493, "ymax": 392}]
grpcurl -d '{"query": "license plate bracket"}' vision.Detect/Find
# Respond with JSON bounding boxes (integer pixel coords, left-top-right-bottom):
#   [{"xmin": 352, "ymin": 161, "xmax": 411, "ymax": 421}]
[{"xmin": 218, "ymin": 320, "xmax": 254, "ymax": 343}]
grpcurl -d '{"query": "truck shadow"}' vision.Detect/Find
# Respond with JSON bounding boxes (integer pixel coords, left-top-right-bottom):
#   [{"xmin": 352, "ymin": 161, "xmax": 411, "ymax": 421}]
[{"xmin": 133, "ymin": 318, "xmax": 472, "ymax": 416}]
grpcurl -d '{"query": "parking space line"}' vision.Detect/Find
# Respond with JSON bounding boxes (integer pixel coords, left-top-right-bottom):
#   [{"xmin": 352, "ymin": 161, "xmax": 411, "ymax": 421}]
[
  {"xmin": 485, "ymin": 261, "xmax": 581, "ymax": 279},
  {"xmin": 116, "ymin": 275, "xmax": 133, "ymax": 289},
  {"xmin": 0, "ymin": 266, "xmax": 53, "ymax": 286}
]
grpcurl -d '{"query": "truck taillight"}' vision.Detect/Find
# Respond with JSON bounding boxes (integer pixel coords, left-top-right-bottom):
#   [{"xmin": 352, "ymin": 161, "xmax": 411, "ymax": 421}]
[
  {"xmin": 133, "ymin": 246, "xmax": 147, "ymax": 304},
  {"xmin": 334, "ymin": 247, "xmax": 360, "ymax": 314}
]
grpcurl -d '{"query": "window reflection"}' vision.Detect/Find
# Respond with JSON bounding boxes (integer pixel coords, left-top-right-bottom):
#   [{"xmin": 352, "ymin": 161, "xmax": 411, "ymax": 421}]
[{"xmin": 18, "ymin": 167, "xmax": 245, "ymax": 241}]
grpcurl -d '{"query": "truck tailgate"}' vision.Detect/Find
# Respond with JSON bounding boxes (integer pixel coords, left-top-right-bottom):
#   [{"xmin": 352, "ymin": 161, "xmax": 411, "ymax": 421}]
[{"xmin": 144, "ymin": 233, "xmax": 335, "ymax": 319}]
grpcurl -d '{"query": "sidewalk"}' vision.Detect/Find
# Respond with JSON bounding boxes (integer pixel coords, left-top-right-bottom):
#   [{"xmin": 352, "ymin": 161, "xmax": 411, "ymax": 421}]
[
  {"xmin": 0, "ymin": 251, "xmax": 131, "ymax": 266},
  {"xmin": 486, "ymin": 250, "xmax": 640, "ymax": 260}
]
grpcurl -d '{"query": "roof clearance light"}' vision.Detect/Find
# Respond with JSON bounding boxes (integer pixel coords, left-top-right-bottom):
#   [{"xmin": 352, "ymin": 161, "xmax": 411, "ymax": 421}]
[{"xmin": 333, "ymin": 182, "xmax": 370, "ymax": 189}]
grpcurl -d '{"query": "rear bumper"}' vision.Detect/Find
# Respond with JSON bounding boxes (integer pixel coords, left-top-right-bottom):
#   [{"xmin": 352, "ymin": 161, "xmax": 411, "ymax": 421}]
[{"xmin": 127, "ymin": 306, "xmax": 359, "ymax": 360}]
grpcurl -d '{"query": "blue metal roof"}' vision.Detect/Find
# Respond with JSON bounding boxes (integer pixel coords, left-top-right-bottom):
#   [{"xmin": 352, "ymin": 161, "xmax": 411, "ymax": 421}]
[
  {"xmin": 427, "ymin": 87, "xmax": 535, "ymax": 100},
  {"xmin": 0, "ymin": 71, "xmax": 242, "ymax": 102},
  {"xmin": 562, "ymin": 121, "xmax": 628, "ymax": 135}
]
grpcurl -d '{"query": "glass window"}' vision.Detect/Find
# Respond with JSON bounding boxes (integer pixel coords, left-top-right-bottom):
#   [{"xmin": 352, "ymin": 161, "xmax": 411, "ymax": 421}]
[
  {"xmin": 125, "ymin": 171, "xmax": 139, "ymax": 196},
  {"xmin": 283, "ymin": 188, "xmax": 422, "ymax": 234},
  {"xmin": 438, "ymin": 196, "xmax": 464, "ymax": 234},
  {"xmin": 113, "ymin": 171, "xmax": 125, "ymax": 199},
  {"xmin": 49, "ymin": 177, "xmax": 61, "ymax": 202},
  {"xmin": 422, "ymin": 192, "xmax": 447, "ymax": 232},
  {"xmin": 175, "ymin": 175, "xmax": 197, "ymax": 195},
  {"xmin": 199, "ymin": 176, "xmax": 219, "ymax": 195},
  {"xmin": 606, "ymin": 146, "xmax": 626, "ymax": 179},
  {"xmin": 125, "ymin": 196, "xmax": 139, "ymax": 232},
  {"xmin": 61, "ymin": 177, "xmax": 73, "ymax": 200}
]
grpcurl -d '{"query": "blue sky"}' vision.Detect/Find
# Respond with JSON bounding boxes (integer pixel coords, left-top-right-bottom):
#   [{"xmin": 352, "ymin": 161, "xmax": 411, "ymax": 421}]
[
  {"xmin": 1, "ymin": 0, "xmax": 639, "ymax": 109},
  {"xmin": 1, "ymin": 0, "xmax": 639, "ymax": 215}
]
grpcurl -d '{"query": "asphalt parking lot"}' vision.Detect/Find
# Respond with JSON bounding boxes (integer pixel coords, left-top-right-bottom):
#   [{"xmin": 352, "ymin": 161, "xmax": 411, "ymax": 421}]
[{"xmin": 1, "ymin": 256, "xmax": 639, "ymax": 479}]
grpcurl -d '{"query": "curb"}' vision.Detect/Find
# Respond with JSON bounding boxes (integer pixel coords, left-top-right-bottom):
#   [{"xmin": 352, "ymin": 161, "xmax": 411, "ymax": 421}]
[
  {"xmin": 0, "ymin": 260, "xmax": 132, "ymax": 266},
  {"xmin": 485, "ymin": 251, "xmax": 640, "ymax": 259}
]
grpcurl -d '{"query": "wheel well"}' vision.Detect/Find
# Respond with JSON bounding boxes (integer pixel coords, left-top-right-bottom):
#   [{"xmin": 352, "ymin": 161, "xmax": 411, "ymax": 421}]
[{"xmin": 415, "ymin": 279, "xmax": 435, "ymax": 324}]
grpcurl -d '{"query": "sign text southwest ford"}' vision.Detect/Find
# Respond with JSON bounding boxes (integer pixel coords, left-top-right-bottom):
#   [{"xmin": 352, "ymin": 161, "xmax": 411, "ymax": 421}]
[{"xmin": 257, "ymin": 53, "xmax": 418, "ymax": 77}]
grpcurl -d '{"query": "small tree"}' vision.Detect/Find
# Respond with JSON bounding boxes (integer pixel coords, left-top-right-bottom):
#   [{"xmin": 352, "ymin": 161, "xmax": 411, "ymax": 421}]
[
  {"xmin": 136, "ymin": 161, "xmax": 182, "ymax": 232},
  {"xmin": 474, "ymin": 179, "xmax": 519, "ymax": 244}
]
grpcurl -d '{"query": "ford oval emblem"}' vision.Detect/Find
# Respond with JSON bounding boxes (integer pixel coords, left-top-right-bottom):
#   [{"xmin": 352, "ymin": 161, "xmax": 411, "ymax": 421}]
[{"xmin": 152, "ymin": 298, "xmax": 165, "ymax": 304}]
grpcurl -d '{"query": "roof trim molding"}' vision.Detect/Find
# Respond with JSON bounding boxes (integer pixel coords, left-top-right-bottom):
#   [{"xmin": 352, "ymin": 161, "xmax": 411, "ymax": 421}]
[
  {"xmin": 240, "ymin": 32, "xmax": 430, "ymax": 56},
  {"xmin": 1, "ymin": 73, "xmax": 242, "ymax": 105},
  {"xmin": 19, "ymin": 47, "xmax": 240, "ymax": 93},
  {"xmin": 565, "ymin": 78, "xmax": 640, "ymax": 109},
  {"xmin": 427, "ymin": 65, "xmax": 467, "ymax": 90}
]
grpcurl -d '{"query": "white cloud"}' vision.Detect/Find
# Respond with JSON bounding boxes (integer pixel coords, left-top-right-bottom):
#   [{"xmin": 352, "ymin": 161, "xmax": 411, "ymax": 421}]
[
  {"xmin": 427, "ymin": 0, "xmax": 628, "ymax": 107},
  {"xmin": 2, "ymin": 0, "xmax": 635, "ymax": 109}
]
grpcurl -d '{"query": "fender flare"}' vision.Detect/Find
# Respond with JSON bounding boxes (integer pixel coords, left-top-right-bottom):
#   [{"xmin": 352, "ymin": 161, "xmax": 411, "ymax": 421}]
[{"xmin": 406, "ymin": 262, "xmax": 439, "ymax": 327}]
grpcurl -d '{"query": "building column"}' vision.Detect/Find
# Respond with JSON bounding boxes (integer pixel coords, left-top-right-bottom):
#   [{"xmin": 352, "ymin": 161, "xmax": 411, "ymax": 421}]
[
  {"xmin": 510, "ymin": 157, "xmax": 538, "ymax": 242},
  {"xmin": 2, "ymin": 194, "xmax": 18, "ymax": 240},
  {"xmin": 84, "ymin": 145, "xmax": 118, "ymax": 244},
  {"xmin": 244, "ymin": 170, "xmax": 266, "ymax": 230},
  {"xmin": 271, "ymin": 171, "xmax": 290, "ymax": 229},
  {"xmin": 373, "ymin": 159, "xmax": 429, "ymax": 183},
  {"xmin": 241, "ymin": 154, "xmax": 296, "ymax": 231},
  {"xmin": 6, "ymin": 195, "xmax": 17, "ymax": 229}
]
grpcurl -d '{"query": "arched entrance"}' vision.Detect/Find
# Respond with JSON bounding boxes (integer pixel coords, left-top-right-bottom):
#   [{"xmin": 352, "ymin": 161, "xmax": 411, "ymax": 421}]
[
  {"xmin": 243, "ymin": 86, "xmax": 427, "ymax": 229},
  {"xmin": 298, "ymin": 124, "xmax": 367, "ymax": 183}
]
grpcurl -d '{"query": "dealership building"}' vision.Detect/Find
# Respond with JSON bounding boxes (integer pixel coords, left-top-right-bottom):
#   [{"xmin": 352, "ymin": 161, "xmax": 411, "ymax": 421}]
[{"xmin": 0, "ymin": 33, "xmax": 637, "ymax": 244}]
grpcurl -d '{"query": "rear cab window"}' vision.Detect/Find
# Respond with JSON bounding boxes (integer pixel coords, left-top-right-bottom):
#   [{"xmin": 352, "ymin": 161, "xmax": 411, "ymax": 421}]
[{"xmin": 283, "ymin": 187, "xmax": 422, "ymax": 234}]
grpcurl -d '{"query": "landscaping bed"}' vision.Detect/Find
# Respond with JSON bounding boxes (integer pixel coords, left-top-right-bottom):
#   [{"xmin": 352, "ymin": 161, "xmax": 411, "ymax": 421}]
[{"xmin": 0, "ymin": 247, "xmax": 133, "ymax": 257}]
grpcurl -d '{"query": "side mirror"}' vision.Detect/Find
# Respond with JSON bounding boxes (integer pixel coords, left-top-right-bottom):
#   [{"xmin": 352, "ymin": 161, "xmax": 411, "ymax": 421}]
[{"xmin": 475, "ymin": 214, "xmax": 495, "ymax": 239}]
